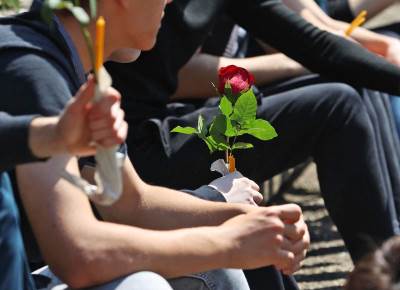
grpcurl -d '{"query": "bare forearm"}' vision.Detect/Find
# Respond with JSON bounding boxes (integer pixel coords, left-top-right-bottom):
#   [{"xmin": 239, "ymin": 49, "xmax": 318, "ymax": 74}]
[
  {"xmin": 173, "ymin": 53, "xmax": 307, "ymax": 99},
  {"xmin": 348, "ymin": 0, "xmax": 396, "ymax": 19},
  {"xmin": 283, "ymin": 0, "xmax": 394, "ymax": 57},
  {"xmin": 93, "ymin": 158, "xmax": 250, "ymax": 229},
  {"xmin": 59, "ymin": 221, "xmax": 228, "ymax": 286},
  {"xmin": 17, "ymin": 157, "xmax": 232, "ymax": 287},
  {"xmin": 283, "ymin": 0, "xmax": 341, "ymax": 32},
  {"xmin": 125, "ymin": 184, "xmax": 249, "ymax": 229}
]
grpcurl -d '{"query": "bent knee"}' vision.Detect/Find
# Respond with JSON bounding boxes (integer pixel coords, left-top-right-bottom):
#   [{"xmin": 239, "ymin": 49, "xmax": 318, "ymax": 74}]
[
  {"xmin": 93, "ymin": 271, "xmax": 173, "ymax": 290},
  {"xmin": 169, "ymin": 269, "xmax": 249, "ymax": 290}
]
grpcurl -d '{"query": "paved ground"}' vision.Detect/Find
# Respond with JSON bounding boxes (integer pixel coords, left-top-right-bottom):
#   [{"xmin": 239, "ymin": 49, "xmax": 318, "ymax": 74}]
[{"xmin": 272, "ymin": 164, "xmax": 353, "ymax": 290}]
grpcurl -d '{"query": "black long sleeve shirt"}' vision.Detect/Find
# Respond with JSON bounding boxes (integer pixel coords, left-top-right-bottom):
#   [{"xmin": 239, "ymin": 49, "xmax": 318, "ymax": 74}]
[
  {"xmin": 0, "ymin": 113, "xmax": 39, "ymax": 171},
  {"xmin": 106, "ymin": 0, "xmax": 400, "ymax": 123}
]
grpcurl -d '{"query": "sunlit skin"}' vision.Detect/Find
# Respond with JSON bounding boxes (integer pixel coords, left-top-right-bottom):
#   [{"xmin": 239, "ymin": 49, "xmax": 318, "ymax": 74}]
[{"xmin": 57, "ymin": 0, "xmax": 173, "ymax": 71}]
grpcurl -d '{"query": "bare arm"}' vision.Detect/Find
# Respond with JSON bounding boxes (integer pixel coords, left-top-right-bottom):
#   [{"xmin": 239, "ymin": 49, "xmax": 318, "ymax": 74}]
[
  {"xmin": 85, "ymin": 157, "xmax": 251, "ymax": 229},
  {"xmin": 172, "ymin": 52, "xmax": 307, "ymax": 100},
  {"xmin": 282, "ymin": 0, "xmax": 400, "ymax": 61},
  {"xmin": 17, "ymin": 156, "xmax": 243, "ymax": 287},
  {"xmin": 18, "ymin": 156, "xmax": 308, "ymax": 287},
  {"xmin": 348, "ymin": 0, "xmax": 396, "ymax": 19}
]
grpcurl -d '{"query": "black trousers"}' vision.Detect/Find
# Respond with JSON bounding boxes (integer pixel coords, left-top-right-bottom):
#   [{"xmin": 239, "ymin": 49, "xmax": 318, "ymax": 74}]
[
  {"xmin": 129, "ymin": 79, "xmax": 399, "ymax": 257},
  {"xmin": 127, "ymin": 80, "xmax": 399, "ymax": 289}
]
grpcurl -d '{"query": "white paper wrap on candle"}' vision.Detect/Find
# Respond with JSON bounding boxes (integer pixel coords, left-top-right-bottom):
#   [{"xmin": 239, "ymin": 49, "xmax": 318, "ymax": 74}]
[
  {"xmin": 62, "ymin": 67, "xmax": 124, "ymax": 206},
  {"xmin": 210, "ymin": 159, "xmax": 230, "ymax": 176}
]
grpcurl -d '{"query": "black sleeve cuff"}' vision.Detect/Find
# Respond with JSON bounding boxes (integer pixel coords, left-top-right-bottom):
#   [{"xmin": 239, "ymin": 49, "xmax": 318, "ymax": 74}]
[
  {"xmin": 182, "ymin": 185, "xmax": 227, "ymax": 202},
  {"xmin": 0, "ymin": 114, "xmax": 43, "ymax": 171}
]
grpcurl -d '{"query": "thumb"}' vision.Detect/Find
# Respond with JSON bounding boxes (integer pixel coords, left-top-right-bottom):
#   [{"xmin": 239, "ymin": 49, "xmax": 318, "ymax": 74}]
[{"xmin": 69, "ymin": 75, "xmax": 96, "ymax": 112}]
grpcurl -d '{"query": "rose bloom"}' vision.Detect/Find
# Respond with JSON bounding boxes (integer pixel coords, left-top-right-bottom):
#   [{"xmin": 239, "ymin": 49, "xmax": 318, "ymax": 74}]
[{"xmin": 218, "ymin": 65, "xmax": 255, "ymax": 95}]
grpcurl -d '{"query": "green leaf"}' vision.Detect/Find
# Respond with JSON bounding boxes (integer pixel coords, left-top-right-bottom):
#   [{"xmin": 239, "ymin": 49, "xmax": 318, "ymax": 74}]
[
  {"xmin": 209, "ymin": 122, "xmax": 230, "ymax": 151},
  {"xmin": 238, "ymin": 119, "xmax": 278, "ymax": 141},
  {"xmin": 232, "ymin": 142, "xmax": 254, "ymax": 150},
  {"xmin": 89, "ymin": 0, "xmax": 97, "ymax": 18},
  {"xmin": 171, "ymin": 126, "xmax": 198, "ymax": 135},
  {"xmin": 213, "ymin": 115, "xmax": 235, "ymax": 137},
  {"xmin": 224, "ymin": 82, "xmax": 236, "ymax": 104},
  {"xmin": 47, "ymin": 0, "xmax": 63, "ymax": 9},
  {"xmin": 203, "ymin": 136, "xmax": 218, "ymax": 153},
  {"xmin": 197, "ymin": 115, "xmax": 207, "ymax": 138},
  {"xmin": 219, "ymin": 96, "xmax": 233, "ymax": 117},
  {"xmin": 231, "ymin": 89, "xmax": 257, "ymax": 126},
  {"xmin": 67, "ymin": 6, "xmax": 90, "ymax": 25}
]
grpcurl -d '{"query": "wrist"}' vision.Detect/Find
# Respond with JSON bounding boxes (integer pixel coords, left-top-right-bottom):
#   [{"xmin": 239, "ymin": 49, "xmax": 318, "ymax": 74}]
[{"xmin": 29, "ymin": 116, "xmax": 67, "ymax": 158}]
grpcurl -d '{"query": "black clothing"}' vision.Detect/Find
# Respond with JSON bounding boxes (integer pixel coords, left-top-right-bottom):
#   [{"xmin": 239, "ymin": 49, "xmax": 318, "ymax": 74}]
[
  {"xmin": 0, "ymin": 10, "xmax": 225, "ymax": 266},
  {"xmin": 0, "ymin": 11, "xmax": 85, "ymax": 266},
  {"xmin": 325, "ymin": 0, "xmax": 354, "ymax": 22},
  {"xmin": 106, "ymin": 0, "xmax": 400, "ymax": 263},
  {"xmin": 107, "ymin": 0, "xmax": 400, "ymax": 126},
  {"xmin": 0, "ymin": 113, "xmax": 40, "ymax": 172}
]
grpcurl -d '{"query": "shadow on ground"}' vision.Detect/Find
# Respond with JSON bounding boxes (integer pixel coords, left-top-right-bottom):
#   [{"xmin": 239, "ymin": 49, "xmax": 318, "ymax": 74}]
[{"xmin": 267, "ymin": 163, "xmax": 353, "ymax": 290}]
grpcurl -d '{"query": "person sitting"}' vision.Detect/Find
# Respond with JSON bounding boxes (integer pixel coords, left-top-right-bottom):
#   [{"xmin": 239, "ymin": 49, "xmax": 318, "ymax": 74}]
[
  {"xmin": 0, "ymin": 0, "xmax": 310, "ymax": 289},
  {"xmin": 106, "ymin": 0, "xmax": 400, "ymax": 271},
  {"xmin": 0, "ymin": 76, "xmax": 128, "ymax": 290}
]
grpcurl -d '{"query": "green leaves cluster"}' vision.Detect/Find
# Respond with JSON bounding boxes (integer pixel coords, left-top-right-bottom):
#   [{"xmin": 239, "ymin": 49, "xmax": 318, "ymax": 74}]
[
  {"xmin": 0, "ymin": 0, "xmax": 20, "ymax": 10},
  {"xmin": 42, "ymin": 0, "xmax": 97, "ymax": 25},
  {"xmin": 171, "ymin": 85, "xmax": 277, "ymax": 154}
]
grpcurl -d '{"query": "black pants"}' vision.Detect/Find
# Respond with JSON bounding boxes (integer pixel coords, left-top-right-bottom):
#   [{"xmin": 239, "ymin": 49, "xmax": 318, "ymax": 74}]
[
  {"xmin": 127, "ymin": 81, "xmax": 400, "ymax": 290},
  {"xmin": 129, "ymin": 80, "xmax": 399, "ymax": 261}
]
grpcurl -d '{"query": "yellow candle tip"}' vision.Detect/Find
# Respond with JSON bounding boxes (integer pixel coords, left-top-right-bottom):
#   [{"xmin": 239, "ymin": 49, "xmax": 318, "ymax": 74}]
[{"xmin": 95, "ymin": 16, "xmax": 106, "ymax": 73}]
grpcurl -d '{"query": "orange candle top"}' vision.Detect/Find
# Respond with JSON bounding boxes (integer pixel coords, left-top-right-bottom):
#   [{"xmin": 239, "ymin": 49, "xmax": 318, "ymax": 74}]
[
  {"xmin": 345, "ymin": 10, "xmax": 367, "ymax": 37},
  {"xmin": 95, "ymin": 16, "xmax": 105, "ymax": 73}
]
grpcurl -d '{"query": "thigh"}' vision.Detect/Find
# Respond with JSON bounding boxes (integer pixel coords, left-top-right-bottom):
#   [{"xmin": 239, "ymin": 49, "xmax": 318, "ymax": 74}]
[
  {"xmin": 169, "ymin": 269, "xmax": 250, "ymax": 290},
  {"xmin": 34, "ymin": 269, "xmax": 173, "ymax": 290},
  {"xmin": 129, "ymin": 81, "xmax": 365, "ymax": 188},
  {"xmin": 86, "ymin": 272, "xmax": 173, "ymax": 290}
]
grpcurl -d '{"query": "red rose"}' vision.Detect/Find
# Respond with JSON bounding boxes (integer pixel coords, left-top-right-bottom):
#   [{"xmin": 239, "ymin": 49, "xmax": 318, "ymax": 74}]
[{"xmin": 218, "ymin": 65, "xmax": 255, "ymax": 95}]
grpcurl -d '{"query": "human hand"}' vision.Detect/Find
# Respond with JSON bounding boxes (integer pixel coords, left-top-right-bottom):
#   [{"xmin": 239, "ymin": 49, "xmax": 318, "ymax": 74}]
[
  {"xmin": 268, "ymin": 204, "xmax": 310, "ymax": 275},
  {"xmin": 209, "ymin": 171, "xmax": 263, "ymax": 205},
  {"xmin": 56, "ymin": 76, "xmax": 128, "ymax": 156},
  {"xmin": 383, "ymin": 38, "xmax": 400, "ymax": 67},
  {"xmin": 219, "ymin": 204, "xmax": 309, "ymax": 272}
]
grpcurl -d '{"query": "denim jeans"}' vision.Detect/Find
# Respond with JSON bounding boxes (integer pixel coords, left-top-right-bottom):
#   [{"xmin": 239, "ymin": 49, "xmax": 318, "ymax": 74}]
[
  {"xmin": 0, "ymin": 172, "xmax": 36, "ymax": 290},
  {"xmin": 34, "ymin": 267, "xmax": 250, "ymax": 290}
]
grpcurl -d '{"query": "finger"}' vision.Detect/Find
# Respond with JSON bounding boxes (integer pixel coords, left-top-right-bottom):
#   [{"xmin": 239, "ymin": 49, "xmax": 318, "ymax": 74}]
[
  {"xmin": 248, "ymin": 179, "xmax": 260, "ymax": 192},
  {"xmin": 283, "ymin": 222, "xmax": 306, "ymax": 241},
  {"xmin": 69, "ymin": 76, "xmax": 95, "ymax": 111},
  {"xmin": 275, "ymin": 204, "xmax": 302, "ymax": 224},
  {"xmin": 89, "ymin": 97, "xmax": 121, "ymax": 120},
  {"xmin": 274, "ymin": 249, "xmax": 295, "ymax": 270},
  {"xmin": 247, "ymin": 194, "xmax": 259, "ymax": 206},
  {"xmin": 290, "ymin": 237, "xmax": 310, "ymax": 256},
  {"xmin": 89, "ymin": 109, "xmax": 124, "ymax": 131},
  {"xmin": 92, "ymin": 129, "xmax": 118, "ymax": 142},
  {"xmin": 97, "ymin": 136, "xmax": 125, "ymax": 148},
  {"xmin": 281, "ymin": 253, "xmax": 304, "ymax": 275},
  {"xmin": 93, "ymin": 121, "xmax": 127, "ymax": 147},
  {"xmin": 252, "ymin": 191, "xmax": 264, "ymax": 205}
]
